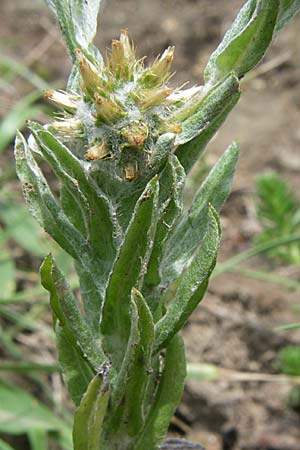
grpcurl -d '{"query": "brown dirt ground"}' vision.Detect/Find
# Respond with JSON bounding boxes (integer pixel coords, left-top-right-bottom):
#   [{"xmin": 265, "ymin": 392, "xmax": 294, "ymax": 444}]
[{"xmin": 1, "ymin": 1, "xmax": 300, "ymax": 449}]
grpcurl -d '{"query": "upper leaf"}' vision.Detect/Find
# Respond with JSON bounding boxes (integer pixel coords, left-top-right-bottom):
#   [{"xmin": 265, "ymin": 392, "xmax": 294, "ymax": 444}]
[
  {"xmin": 40, "ymin": 254, "xmax": 106, "ymax": 369},
  {"xmin": 161, "ymin": 142, "xmax": 238, "ymax": 286},
  {"xmin": 154, "ymin": 206, "xmax": 221, "ymax": 352},
  {"xmin": 175, "ymin": 81, "xmax": 240, "ymax": 174},
  {"xmin": 275, "ymin": 0, "xmax": 300, "ymax": 31},
  {"xmin": 56, "ymin": 325, "xmax": 94, "ymax": 406},
  {"xmin": 100, "ymin": 177, "xmax": 159, "ymax": 368},
  {"xmin": 73, "ymin": 371, "xmax": 110, "ymax": 450},
  {"xmin": 204, "ymin": 0, "xmax": 280, "ymax": 83},
  {"xmin": 46, "ymin": 0, "xmax": 103, "ymax": 63},
  {"xmin": 134, "ymin": 334, "xmax": 186, "ymax": 450}
]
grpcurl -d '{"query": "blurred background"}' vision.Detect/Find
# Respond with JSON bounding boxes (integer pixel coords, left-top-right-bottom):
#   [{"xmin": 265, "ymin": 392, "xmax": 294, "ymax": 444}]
[{"xmin": 1, "ymin": 1, "xmax": 300, "ymax": 449}]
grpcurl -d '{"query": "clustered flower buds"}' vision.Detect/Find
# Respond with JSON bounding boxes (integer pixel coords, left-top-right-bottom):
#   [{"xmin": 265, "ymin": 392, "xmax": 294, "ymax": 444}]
[{"xmin": 45, "ymin": 30, "xmax": 201, "ymax": 181}]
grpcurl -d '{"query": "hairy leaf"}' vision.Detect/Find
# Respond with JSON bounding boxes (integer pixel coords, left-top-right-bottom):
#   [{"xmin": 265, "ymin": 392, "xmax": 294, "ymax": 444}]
[
  {"xmin": 276, "ymin": 0, "xmax": 300, "ymax": 31},
  {"xmin": 73, "ymin": 372, "xmax": 110, "ymax": 450},
  {"xmin": 175, "ymin": 73, "xmax": 240, "ymax": 145},
  {"xmin": 109, "ymin": 289, "xmax": 154, "ymax": 437},
  {"xmin": 46, "ymin": 0, "xmax": 103, "ymax": 63},
  {"xmin": 205, "ymin": 0, "xmax": 280, "ymax": 83},
  {"xmin": 56, "ymin": 326, "xmax": 94, "ymax": 406},
  {"xmin": 134, "ymin": 334, "xmax": 186, "ymax": 450},
  {"xmin": 15, "ymin": 132, "xmax": 93, "ymax": 261},
  {"xmin": 29, "ymin": 123, "xmax": 116, "ymax": 269},
  {"xmin": 154, "ymin": 206, "xmax": 221, "ymax": 352},
  {"xmin": 16, "ymin": 130, "xmax": 111, "ymax": 328},
  {"xmin": 41, "ymin": 254, "xmax": 105, "ymax": 368},
  {"xmin": 161, "ymin": 142, "xmax": 238, "ymax": 286},
  {"xmin": 175, "ymin": 84, "xmax": 240, "ymax": 173},
  {"xmin": 100, "ymin": 177, "xmax": 159, "ymax": 368},
  {"xmin": 143, "ymin": 155, "xmax": 185, "ymax": 308}
]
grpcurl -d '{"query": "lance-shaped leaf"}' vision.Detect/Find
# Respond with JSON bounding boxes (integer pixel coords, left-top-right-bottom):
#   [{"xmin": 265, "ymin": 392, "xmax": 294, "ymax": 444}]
[
  {"xmin": 15, "ymin": 130, "xmax": 104, "ymax": 315},
  {"xmin": 28, "ymin": 124, "xmax": 90, "ymax": 237},
  {"xmin": 40, "ymin": 254, "xmax": 106, "ymax": 369},
  {"xmin": 73, "ymin": 371, "xmax": 110, "ymax": 450},
  {"xmin": 56, "ymin": 326, "xmax": 94, "ymax": 406},
  {"xmin": 175, "ymin": 81, "xmax": 240, "ymax": 173},
  {"xmin": 15, "ymin": 132, "xmax": 86, "ymax": 260},
  {"xmin": 174, "ymin": 72, "xmax": 240, "ymax": 146},
  {"xmin": 22, "ymin": 126, "xmax": 116, "ymax": 327},
  {"xmin": 29, "ymin": 124, "xmax": 116, "ymax": 269},
  {"xmin": 46, "ymin": 0, "xmax": 103, "ymax": 64},
  {"xmin": 204, "ymin": 0, "xmax": 279, "ymax": 83},
  {"xmin": 161, "ymin": 142, "xmax": 238, "ymax": 286},
  {"xmin": 100, "ymin": 177, "xmax": 159, "ymax": 368},
  {"xmin": 154, "ymin": 206, "xmax": 221, "ymax": 353},
  {"xmin": 134, "ymin": 334, "xmax": 186, "ymax": 450},
  {"xmin": 275, "ymin": 0, "xmax": 300, "ymax": 31},
  {"xmin": 143, "ymin": 155, "xmax": 185, "ymax": 302},
  {"xmin": 15, "ymin": 133, "xmax": 104, "ymax": 332},
  {"xmin": 109, "ymin": 288, "xmax": 155, "ymax": 437}
]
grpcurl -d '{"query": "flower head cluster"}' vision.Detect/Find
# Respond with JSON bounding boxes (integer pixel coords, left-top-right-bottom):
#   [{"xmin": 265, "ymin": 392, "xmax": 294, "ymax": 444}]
[{"xmin": 45, "ymin": 31, "xmax": 200, "ymax": 180}]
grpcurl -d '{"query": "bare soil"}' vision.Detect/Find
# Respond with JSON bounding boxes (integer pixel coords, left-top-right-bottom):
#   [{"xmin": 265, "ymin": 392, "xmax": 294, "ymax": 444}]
[{"xmin": 1, "ymin": 1, "xmax": 300, "ymax": 449}]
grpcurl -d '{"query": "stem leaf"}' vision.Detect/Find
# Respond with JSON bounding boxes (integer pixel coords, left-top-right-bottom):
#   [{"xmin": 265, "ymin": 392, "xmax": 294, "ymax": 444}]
[
  {"xmin": 135, "ymin": 334, "xmax": 186, "ymax": 450},
  {"xmin": 275, "ymin": 0, "xmax": 300, "ymax": 31},
  {"xmin": 40, "ymin": 254, "xmax": 106, "ymax": 369},
  {"xmin": 46, "ymin": 0, "xmax": 103, "ymax": 63},
  {"xmin": 56, "ymin": 326, "xmax": 94, "ymax": 406},
  {"xmin": 154, "ymin": 205, "xmax": 221, "ymax": 352},
  {"xmin": 123, "ymin": 289, "xmax": 155, "ymax": 436},
  {"xmin": 100, "ymin": 177, "xmax": 159, "ymax": 369},
  {"xmin": 204, "ymin": 0, "xmax": 280, "ymax": 83},
  {"xmin": 162, "ymin": 142, "xmax": 238, "ymax": 286},
  {"xmin": 175, "ymin": 80, "xmax": 240, "ymax": 174},
  {"xmin": 143, "ymin": 155, "xmax": 185, "ymax": 305},
  {"xmin": 175, "ymin": 73, "xmax": 240, "ymax": 146},
  {"xmin": 73, "ymin": 372, "xmax": 110, "ymax": 450}
]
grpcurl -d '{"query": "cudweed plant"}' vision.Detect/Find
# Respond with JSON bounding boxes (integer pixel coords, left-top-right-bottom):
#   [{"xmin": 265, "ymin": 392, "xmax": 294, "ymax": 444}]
[{"xmin": 14, "ymin": 1, "xmax": 300, "ymax": 449}]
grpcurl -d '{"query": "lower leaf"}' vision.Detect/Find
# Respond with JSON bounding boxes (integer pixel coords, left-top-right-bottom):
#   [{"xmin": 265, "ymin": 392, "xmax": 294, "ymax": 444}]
[
  {"xmin": 134, "ymin": 334, "xmax": 186, "ymax": 450},
  {"xmin": 73, "ymin": 371, "xmax": 110, "ymax": 450}
]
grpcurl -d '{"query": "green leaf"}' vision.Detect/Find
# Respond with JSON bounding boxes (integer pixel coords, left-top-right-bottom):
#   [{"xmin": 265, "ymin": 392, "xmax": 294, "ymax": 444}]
[
  {"xmin": 15, "ymin": 132, "xmax": 85, "ymax": 259},
  {"xmin": 40, "ymin": 254, "xmax": 105, "ymax": 369},
  {"xmin": 15, "ymin": 132, "xmax": 105, "ymax": 328},
  {"xmin": 125, "ymin": 289, "xmax": 154, "ymax": 436},
  {"xmin": 143, "ymin": 155, "xmax": 185, "ymax": 303},
  {"xmin": 135, "ymin": 334, "xmax": 186, "ymax": 450},
  {"xmin": 0, "ymin": 380, "xmax": 70, "ymax": 435},
  {"xmin": 154, "ymin": 206, "xmax": 221, "ymax": 352},
  {"xmin": 174, "ymin": 73, "xmax": 240, "ymax": 145},
  {"xmin": 46, "ymin": 0, "xmax": 103, "ymax": 63},
  {"xmin": 161, "ymin": 142, "xmax": 238, "ymax": 286},
  {"xmin": 109, "ymin": 288, "xmax": 155, "ymax": 437},
  {"xmin": 100, "ymin": 177, "xmax": 159, "ymax": 369},
  {"xmin": 175, "ymin": 81, "xmax": 240, "ymax": 173},
  {"xmin": 205, "ymin": 0, "xmax": 279, "ymax": 83},
  {"xmin": 73, "ymin": 372, "xmax": 110, "ymax": 450},
  {"xmin": 275, "ymin": 0, "xmax": 300, "ymax": 31},
  {"xmin": 29, "ymin": 124, "xmax": 116, "ymax": 272},
  {"xmin": 56, "ymin": 326, "xmax": 94, "ymax": 406}
]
